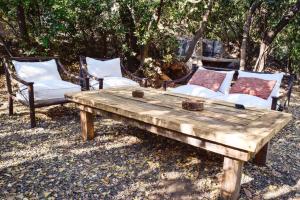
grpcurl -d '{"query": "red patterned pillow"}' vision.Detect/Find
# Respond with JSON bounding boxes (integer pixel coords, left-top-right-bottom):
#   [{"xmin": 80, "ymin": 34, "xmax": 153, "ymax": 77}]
[
  {"xmin": 230, "ymin": 77, "xmax": 276, "ymax": 99},
  {"xmin": 188, "ymin": 70, "xmax": 226, "ymax": 91}
]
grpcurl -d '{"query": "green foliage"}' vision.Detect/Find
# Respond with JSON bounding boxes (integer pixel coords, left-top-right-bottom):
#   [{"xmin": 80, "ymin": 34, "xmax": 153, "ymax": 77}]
[{"xmin": 0, "ymin": 0, "xmax": 299, "ymax": 73}]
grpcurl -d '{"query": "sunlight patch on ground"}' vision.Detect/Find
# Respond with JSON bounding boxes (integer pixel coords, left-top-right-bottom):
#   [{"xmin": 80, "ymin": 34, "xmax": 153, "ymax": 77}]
[{"xmin": 263, "ymin": 180, "xmax": 300, "ymax": 199}]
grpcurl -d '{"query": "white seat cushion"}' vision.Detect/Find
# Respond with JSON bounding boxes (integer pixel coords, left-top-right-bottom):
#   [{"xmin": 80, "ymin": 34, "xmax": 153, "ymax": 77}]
[
  {"xmin": 90, "ymin": 77, "xmax": 139, "ymax": 89},
  {"xmin": 169, "ymin": 84, "xmax": 224, "ymax": 99},
  {"xmin": 238, "ymin": 71, "xmax": 284, "ymax": 98},
  {"xmin": 86, "ymin": 57, "xmax": 122, "ymax": 78},
  {"xmin": 16, "ymin": 80, "xmax": 81, "ymax": 103},
  {"xmin": 214, "ymin": 93, "xmax": 272, "ymax": 109},
  {"xmin": 12, "ymin": 59, "xmax": 61, "ymax": 83}
]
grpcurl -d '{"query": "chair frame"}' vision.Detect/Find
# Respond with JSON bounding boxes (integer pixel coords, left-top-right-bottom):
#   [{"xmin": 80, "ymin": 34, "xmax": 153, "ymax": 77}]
[
  {"xmin": 163, "ymin": 65, "xmax": 295, "ymax": 111},
  {"xmin": 79, "ymin": 56, "xmax": 148, "ymax": 89},
  {"xmin": 4, "ymin": 56, "xmax": 90, "ymax": 128}
]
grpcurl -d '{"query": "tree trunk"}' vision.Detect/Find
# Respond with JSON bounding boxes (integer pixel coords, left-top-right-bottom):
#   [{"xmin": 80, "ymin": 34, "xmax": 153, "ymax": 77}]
[
  {"xmin": 119, "ymin": 2, "xmax": 139, "ymax": 54},
  {"xmin": 254, "ymin": 41, "xmax": 269, "ymax": 72},
  {"xmin": 140, "ymin": 0, "xmax": 164, "ymax": 66},
  {"xmin": 240, "ymin": 0, "xmax": 262, "ymax": 70},
  {"xmin": 182, "ymin": 0, "xmax": 214, "ymax": 63},
  {"xmin": 254, "ymin": 0, "xmax": 300, "ymax": 71},
  {"xmin": 16, "ymin": 2, "xmax": 29, "ymax": 43}
]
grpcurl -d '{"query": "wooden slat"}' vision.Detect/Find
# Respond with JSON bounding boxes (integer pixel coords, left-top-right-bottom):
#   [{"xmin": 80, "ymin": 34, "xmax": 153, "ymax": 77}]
[
  {"xmin": 77, "ymin": 104, "xmax": 251, "ymax": 161},
  {"xmin": 243, "ymin": 112, "xmax": 292, "ymax": 153},
  {"xmin": 103, "ymin": 89, "xmax": 261, "ymax": 122},
  {"xmin": 68, "ymin": 91, "xmax": 243, "ymax": 128},
  {"xmin": 65, "ymin": 87, "xmax": 292, "ymax": 153},
  {"xmin": 109, "ymin": 86, "xmax": 266, "ymax": 117}
]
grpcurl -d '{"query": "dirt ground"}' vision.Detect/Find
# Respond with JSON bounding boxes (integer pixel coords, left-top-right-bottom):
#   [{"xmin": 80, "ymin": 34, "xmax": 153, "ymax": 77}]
[{"xmin": 0, "ymin": 74, "xmax": 299, "ymax": 199}]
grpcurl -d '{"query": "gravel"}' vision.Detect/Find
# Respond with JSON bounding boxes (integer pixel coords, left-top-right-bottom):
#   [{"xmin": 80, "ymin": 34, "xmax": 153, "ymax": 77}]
[{"xmin": 0, "ymin": 75, "xmax": 299, "ymax": 199}]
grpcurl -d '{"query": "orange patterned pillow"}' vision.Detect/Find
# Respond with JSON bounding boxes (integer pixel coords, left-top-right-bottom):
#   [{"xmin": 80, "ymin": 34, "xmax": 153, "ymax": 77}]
[
  {"xmin": 230, "ymin": 77, "xmax": 276, "ymax": 99},
  {"xmin": 188, "ymin": 70, "xmax": 226, "ymax": 92}
]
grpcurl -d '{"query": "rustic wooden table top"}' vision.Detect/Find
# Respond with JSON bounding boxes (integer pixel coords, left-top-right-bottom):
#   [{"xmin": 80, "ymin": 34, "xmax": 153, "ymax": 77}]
[{"xmin": 65, "ymin": 87, "xmax": 292, "ymax": 155}]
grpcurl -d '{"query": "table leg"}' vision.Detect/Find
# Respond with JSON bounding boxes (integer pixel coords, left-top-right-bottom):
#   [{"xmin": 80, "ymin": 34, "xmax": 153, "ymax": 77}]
[
  {"xmin": 253, "ymin": 142, "xmax": 269, "ymax": 166},
  {"xmin": 221, "ymin": 157, "xmax": 244, "ymax": 200},
  {"xmin": 80, "ymin": 110, "xmax": 94, "ymax": 141}
]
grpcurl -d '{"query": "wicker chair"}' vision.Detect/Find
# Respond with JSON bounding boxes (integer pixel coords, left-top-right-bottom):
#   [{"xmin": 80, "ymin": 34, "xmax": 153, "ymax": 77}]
[
  {"xmin": 4, "ymin": 57, "xmax": 89, "ymax": 128},
  {"xmin": 79, "ymin": 56, "xmax": 148, "ymax": 89}
]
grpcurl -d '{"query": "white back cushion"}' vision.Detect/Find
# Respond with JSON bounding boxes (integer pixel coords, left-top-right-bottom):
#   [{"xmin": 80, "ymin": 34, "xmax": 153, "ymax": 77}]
[
  {"xmin": 12, "ymin": 59, "xmax": 61, "ymax": 82},
  {"xmin": 86, "ymin": 57, "xmax": 122, "ymax": 78},
  {"xmin": 193, "ymin": 66, "xmax": 235, "ymax": 95},
  {"xmin": 238, "ymin": 70, "xmax": 284, "ymax": 98}
]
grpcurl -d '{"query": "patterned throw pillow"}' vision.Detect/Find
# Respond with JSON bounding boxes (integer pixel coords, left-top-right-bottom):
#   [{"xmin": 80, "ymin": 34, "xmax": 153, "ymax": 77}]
[
  {"xmin": 188, "ymin": 70, "xmax": 226, "ymax": 92},
  {"xmin": 230, "ymin": 77, "xmax": 277, "ymax": 100}
]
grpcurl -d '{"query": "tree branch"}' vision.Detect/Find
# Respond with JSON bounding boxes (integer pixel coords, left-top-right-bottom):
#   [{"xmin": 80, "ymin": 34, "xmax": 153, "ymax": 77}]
[
  {"xmin": 182, "ymin": 0, "xmax": 215, "ymax": 62},
  {"xmin": 264, "ymin": 0, "xmax": 300, "ymax": 45}
]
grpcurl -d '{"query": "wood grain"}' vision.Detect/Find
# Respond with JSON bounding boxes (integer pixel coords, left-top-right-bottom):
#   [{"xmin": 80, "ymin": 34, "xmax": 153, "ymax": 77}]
[
  {"xmin": 221, "ymin": 157, "xmax": 244, "ymax": 200},
  {"xmin": 65, "ymin": 87, "xmax": 292, "ymax": 153},
  {"xmin": 77, "ymin": 104, "xmax": 251, "ymax": 161},
  {"xmin": 80, "ymin": 109, "xmax": 94, "ymax": 141}
]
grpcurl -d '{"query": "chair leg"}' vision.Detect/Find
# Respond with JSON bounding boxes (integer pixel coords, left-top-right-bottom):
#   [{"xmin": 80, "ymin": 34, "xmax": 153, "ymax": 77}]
[
  {"xmin": 8, "ymin": 95, "xmax": 13, "ymax": 115},
  {"xmin": 28, "ymin": 84, "xmax": 36, "ymax": 128},
  {"xmin": 29, "ymin": 105, "xmax": 36, "ymax": 128}
]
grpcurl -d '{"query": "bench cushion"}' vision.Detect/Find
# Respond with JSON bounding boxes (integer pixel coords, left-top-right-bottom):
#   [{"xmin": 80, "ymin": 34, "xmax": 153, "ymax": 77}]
[
  {"xmin": 12, "ymin": 59, "xmax": 61, "ymax": 83},
  {"xmin": 90, "ymin": 77, "xmax": 139, "ymax": 89},
  {"xmin": 169, "ymin": 85, "xmax": 224, "ymax": 99},
  {"xmin": 196, "ymin": 67, "xmax": 235, "ymax": 95},
  {"xmin": 16, "ymin": 80, "xmax": 81, "ymax": 104},
  {"xmin": 86, "ymin": 57, "xmax": 122, "ymax": 78},
  {"xmin": 188, "ymin": 70, "xmax": 226, "ymax": 91},
  {"xmin": 238, "ymin": 71, "xmax": 284, "ymax": 98},
  {"xmin": 230, "ymin": 77, "xmax": 276, "ymax": 100},
  {"xmin": 214, "ymin": 93, "xmax": 272, "ymax": 109}
]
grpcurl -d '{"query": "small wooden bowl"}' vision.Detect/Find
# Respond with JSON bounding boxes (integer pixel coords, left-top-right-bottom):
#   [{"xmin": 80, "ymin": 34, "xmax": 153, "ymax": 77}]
[
  {"xmin": 132, "ymin": 90, "xmax": 144, "ymax": 98},
  {"xmin": 182, "ymin": 99, "xmax": 204, "ymax": 111}
]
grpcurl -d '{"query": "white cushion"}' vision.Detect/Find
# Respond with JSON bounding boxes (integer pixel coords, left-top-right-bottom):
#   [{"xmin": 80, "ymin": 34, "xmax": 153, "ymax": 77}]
[
  {"xmin": 12, "ymin": 59, "xmax": 61, "ymax": 83},
  {"xmin": 90, "ymin": 77, "xmax": 139, "ymax": 89},
  {"xmin": 86, "ymin": 57, "xmax": 122, "ymax": 78},
  {"xmin": 238, "ymin": 70, "xmax": 284, "ymax": 98},
  {"xmin": 169, "ymin": 84, "xmax": 224, "ymax": 99},
  {"xmin": 214, "ymin": 93, "xmax": 272, "ymax": 109},
  {"xmin": 194, "ymin": 67, "xmax": 235, "ymax": 94},
  {"xmin": 16, "ymin": 80, "xmax": 81, "ymax": 103}
]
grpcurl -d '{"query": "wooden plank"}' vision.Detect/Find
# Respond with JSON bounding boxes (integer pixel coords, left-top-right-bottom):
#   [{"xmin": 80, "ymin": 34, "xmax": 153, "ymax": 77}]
[
  {"xmin": 107, "ymin": 86, "xmax": 266, "ymax": 118},
  {"xmin": 253, "ymin": 142, "xmax": 269, "ymax": 166},
  {"xmin": 244, "ymin": 112, "xmax": 292, "ymax": 153},
  {"xmin": 78, "ymin": 105, "xmax": 251, "ymax": 161},
  {"xmin": 80, "ymin": 109, "xmax": 94, "ymax": 141},
  {"xmin": 65, "ymin": 88, "xmax": 292, "ymax": 152},
  {"xmin": 221, "ymin": 157, "xmax": 244, "ymax": 200},
  {"xmin": 103, "ymin": 89, "xmax": 261, "ymax": 122},
  {"xmin": 201, "ymin": 56, "xmax": 240, "ymax": 63},
  {"xmin": 70, "ymin": 91, "xmax": 242, "ymax": 129}
]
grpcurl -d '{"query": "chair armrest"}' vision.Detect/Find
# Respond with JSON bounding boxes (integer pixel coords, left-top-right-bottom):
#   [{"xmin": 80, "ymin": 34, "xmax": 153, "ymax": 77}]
[
  {"xmin": 271, "ymin": 74, "xmax": 295, "ymax": 111},
  {"xmin": 80, "ymin": 68, "xmax": 104, "ymax": 89},
  {"xmin": 56, "ymin": 60, "xmax": 87, "ymax": 82},
  {"xmin": 120, "ymin": 63, "xmax": 148, "ymax": 87},
  {"xmin": 162, "ymin": 65, "xmax": 198, "ymax": 90}
]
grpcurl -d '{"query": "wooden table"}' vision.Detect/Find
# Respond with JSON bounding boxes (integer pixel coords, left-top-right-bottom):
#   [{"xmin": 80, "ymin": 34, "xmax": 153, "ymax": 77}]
[{"xmin": 65, "ymin": 87, "xmax": 292, "ymax": 200}]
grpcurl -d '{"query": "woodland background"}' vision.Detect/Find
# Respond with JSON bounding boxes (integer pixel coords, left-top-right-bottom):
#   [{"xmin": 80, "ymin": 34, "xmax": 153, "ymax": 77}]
[{"xmin": 0, "ymin": 0, "xmax": 299, "ymax": 84}]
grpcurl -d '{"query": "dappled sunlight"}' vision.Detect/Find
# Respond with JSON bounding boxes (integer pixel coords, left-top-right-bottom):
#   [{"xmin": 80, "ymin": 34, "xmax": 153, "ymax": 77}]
[
  {"xmin": 263, "ymin": 180, "xmax": 300, "ymax": 199},
  {"xmin": 241, "ymin": 173, "xmax": 254, "ymax": 185},
  {"xmin": 139, "ymin": 109, "xmax": 170, "ymax": 116}
]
